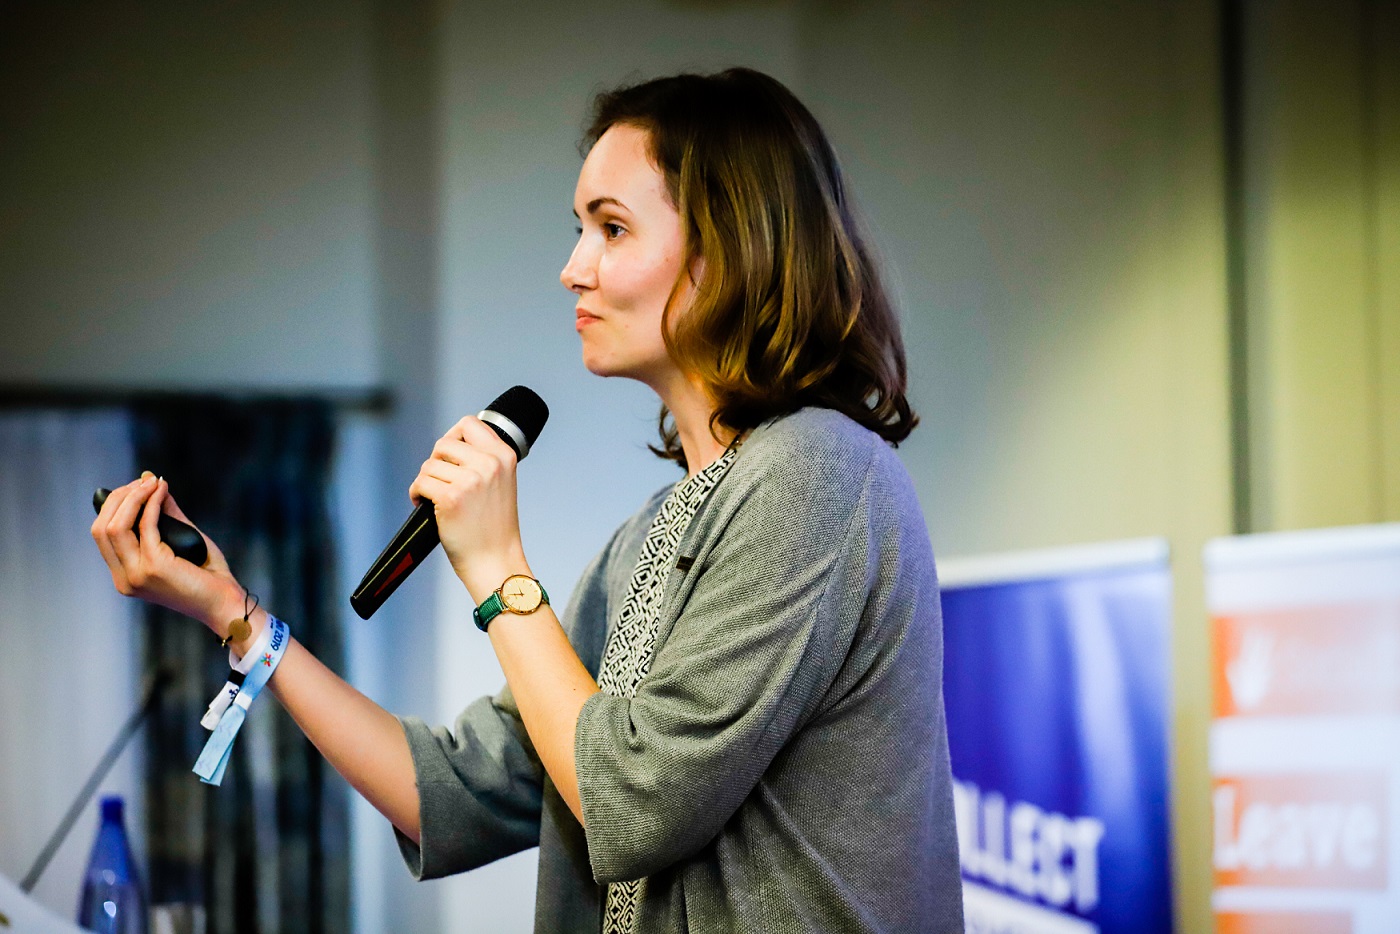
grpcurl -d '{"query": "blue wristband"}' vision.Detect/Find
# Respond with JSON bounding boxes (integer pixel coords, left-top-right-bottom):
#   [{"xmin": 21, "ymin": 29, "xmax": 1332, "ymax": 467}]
[{"xmin": 193, "ymin": 615, "xmax": 289, "ymax": 786}]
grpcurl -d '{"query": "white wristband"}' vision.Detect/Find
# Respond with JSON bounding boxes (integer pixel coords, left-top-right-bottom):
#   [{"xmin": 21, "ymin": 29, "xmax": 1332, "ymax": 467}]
[
  {"xmin": 200, "ymin": 673, "xmax": 244, "ymax": 730},
  {"xmin": 229, "ymin": 618, "xmax": 274, "ymax": 674},
  {"xmin": 194, "ymin": 615, "xmax": 290, "ymax": 786},
  {"xmin": 200, "ymin": 616, "xmax": 270, "ymax": 729}
]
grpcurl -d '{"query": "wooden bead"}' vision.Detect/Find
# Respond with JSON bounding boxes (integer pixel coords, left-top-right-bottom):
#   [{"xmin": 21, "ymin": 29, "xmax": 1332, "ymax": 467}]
[{"xmin": 226, "ymin": 617, "xmax": 252, "ymax": 645}]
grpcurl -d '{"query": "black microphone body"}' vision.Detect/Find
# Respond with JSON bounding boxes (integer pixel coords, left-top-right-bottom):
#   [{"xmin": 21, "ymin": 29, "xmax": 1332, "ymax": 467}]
[{"xmin": 350, "ymin": 386, "xmax": 548, "ymax": 620}]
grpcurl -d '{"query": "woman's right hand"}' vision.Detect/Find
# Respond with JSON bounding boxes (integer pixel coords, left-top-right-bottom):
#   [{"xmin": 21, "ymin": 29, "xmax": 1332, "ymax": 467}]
[
  {"xmin": 91, "ymin": 475, "xmax": 427, "ymax": 842},
  {"xmin": 90, "ymin": 472, "xmax": 242, "ymax": 633}
]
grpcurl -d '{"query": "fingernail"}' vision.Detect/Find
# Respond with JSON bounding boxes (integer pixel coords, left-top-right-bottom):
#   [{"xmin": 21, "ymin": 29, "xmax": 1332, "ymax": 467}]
[{"xmin": 140, "ymin": 470, "xmax": 155, "ymax": 480}]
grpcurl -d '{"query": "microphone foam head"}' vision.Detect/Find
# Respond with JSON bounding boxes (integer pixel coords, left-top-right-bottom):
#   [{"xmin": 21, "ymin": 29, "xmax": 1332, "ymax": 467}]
[{"xmin": 483, "ymin": 385, "xmax": 549, "ymax": 455}]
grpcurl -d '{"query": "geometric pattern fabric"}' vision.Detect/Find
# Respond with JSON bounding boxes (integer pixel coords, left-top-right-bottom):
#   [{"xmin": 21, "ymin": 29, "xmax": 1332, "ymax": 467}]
[{"xmin": 598, "ymin": 443, "xmax": 739, "ymax": 934}]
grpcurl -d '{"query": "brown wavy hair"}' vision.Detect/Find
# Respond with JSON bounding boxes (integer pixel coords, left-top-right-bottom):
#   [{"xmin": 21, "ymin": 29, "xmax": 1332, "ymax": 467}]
[{"xmin": 583, "ymin": 68, "xmax": 917, "ymax": 468}]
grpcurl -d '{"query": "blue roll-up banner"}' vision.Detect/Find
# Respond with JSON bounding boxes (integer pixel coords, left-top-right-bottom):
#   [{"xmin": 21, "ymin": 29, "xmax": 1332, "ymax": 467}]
[{"xmin": 940, "ymin": 540, "xmax": 1174, "ymax": 934}]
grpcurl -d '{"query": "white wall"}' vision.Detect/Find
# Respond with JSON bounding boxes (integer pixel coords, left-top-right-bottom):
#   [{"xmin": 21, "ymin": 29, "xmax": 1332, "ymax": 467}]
[
  {"xmin": 0, "ymin": 412, "xmax": 142, "ymax": 921},
  {"xmin": 799, "ymin": 1, "xmax": 1231, "ymax": 556},
  {"xmin": 1239, "ymin": 0, "xmax": 1400, "ymax": 531},
  {"xmin": 0, "ymin": 1, "xmax": 379, "ymax": 390}
]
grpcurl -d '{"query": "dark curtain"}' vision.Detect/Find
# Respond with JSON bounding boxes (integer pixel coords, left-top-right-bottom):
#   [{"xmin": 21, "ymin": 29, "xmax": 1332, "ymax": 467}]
[{"xmin": 134, "ymin": 397, "xmax": 349, "ymax": 934}]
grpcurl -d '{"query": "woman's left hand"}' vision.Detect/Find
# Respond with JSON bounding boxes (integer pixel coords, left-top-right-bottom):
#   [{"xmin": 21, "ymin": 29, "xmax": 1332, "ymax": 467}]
[{"xmin": 408, "ymin": 415, "xmax": 530, "ymax": 602}]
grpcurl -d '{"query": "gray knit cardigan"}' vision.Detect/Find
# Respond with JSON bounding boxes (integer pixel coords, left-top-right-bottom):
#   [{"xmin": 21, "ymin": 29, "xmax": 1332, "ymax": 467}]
[{"xmin": 396, "ymin": 407, "xmax": 965, "ymax": 932}]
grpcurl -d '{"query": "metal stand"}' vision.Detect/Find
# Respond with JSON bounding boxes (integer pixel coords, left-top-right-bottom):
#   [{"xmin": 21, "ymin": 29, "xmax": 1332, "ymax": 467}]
[{"xmin": 20, "ymin": 668, "xmax": 171, "ymax": 893}]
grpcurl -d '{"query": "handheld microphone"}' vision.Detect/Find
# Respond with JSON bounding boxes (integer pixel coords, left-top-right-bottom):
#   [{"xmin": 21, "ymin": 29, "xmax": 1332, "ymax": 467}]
[
  {"xmin": 92, "ymin": 488, "xmax": 210, "ymax": 567},
  {"xmin": 349, "ymin": 385, "xmax": 549, "ymax": 620}
]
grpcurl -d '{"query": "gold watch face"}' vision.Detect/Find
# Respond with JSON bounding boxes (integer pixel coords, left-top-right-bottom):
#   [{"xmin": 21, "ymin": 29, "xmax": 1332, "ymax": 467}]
[{"xmin": 499, "ymin": 574, "xmax": 543, "ymax": 613}]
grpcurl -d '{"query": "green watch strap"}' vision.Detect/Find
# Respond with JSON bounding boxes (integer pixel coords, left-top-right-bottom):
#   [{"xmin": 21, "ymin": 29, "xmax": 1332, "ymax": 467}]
[
  {"xmin": 473, "ymin": 582, "xmax": 549, "ymax": 632},
  {"xmin": 473, "ymin": 592, "xmax": 506, "ymax": 632}
]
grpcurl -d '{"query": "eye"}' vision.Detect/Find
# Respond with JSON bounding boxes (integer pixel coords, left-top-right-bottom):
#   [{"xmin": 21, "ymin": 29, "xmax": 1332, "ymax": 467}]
[
  {"xmin": 574, "ymin": 225, "xmax": 583, "ymax": 236},
  {"xmin": 603, "ymin": 222, "xmax": 625, "ymax": 240}
]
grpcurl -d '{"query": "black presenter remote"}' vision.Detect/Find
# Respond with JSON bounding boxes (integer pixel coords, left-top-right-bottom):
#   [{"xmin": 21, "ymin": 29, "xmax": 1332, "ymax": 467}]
[{"xmin": 92, "ymin": 487, "xmax": 210, "ymax": 567}]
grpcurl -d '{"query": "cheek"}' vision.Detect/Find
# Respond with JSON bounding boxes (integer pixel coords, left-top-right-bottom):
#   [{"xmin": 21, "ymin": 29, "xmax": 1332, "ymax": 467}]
[{"xmin": 601, "ymin": 249, "xmax": 683, "ymax": 310}]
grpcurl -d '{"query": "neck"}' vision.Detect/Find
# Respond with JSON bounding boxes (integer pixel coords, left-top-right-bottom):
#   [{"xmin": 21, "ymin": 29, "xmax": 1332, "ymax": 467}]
[{"xmin": 653, "ymin": 371, "xmax": 732, "ymax": 477}]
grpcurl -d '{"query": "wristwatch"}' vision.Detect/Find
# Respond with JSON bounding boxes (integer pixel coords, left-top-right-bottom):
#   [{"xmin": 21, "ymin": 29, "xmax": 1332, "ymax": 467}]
[{"xmin": 473, "ymin": 573, "xmax": 549, "ymax": 631}]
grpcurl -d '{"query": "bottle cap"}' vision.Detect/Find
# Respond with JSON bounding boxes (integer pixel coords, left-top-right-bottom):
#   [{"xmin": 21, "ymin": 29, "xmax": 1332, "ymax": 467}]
[{"xmin": 100, "ymin": 795, "xmax": 124, "ymax": 822}]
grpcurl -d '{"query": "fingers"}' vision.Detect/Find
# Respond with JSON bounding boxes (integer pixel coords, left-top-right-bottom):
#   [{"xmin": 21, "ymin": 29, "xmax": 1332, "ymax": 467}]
[
  {"xmin": 110, "ymin": 475, "xmax": 155, "ymax": 538},
  {"xmin": 90, "ymin": 474, "xmax": 235, "ymax": 623},
  {"xmin": 414, "ymin": 416, "xmax": 516, "ymax": 505},
  {"xmin": 109, "ymin": 475, "xmax": 158, "ymax": 585},
  {"xmin": 432, "ymin": 429, "xmax": 513, "ymax": 471},
  {"xmin": 430, "ymin": 438, "xmax": 506, "ymax": 478},
  {"xmin": 415, "ymin": 415, "xmax": 527, "ymax": 578},
  {"xmin": 411, "ymin": 463, "xmax": 508, "ymax": 520},
  {"xmin": 90, "ymin": 475, "xmax": 152, "ymax": 593},
  {"xmin": 456, "ymin": 415, "xmax": 518, "ymax": 459},
  {"xmin": 91, "ymin": 475, "xmax": 137, "ymax": 533},
  {"xmin": 419, "ymin": 454, "xmax": 470, "ymax": 487},
  {"xmin": 409, "ymin": 455, "xmax": 479, "ymax": 507},
  {"xmin": 410, "ymin": 474, "xmax": 453, "ymax": 510},
  {"xmin": 139, "ymin": 479, "xmax": 171, "ymax": 562},
  {"xmin": 91, "ymin": 483, "xmax": 130, "ymax": 586},
  {"xmin": 440, "ymin": 415, "xmax": 516, "ymax": 461}
]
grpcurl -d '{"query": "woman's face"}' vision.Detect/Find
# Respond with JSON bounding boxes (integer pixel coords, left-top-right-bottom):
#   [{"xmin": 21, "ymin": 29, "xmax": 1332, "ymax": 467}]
[{"xmin": 561, "ymin": 124, "xmax": 694, "ymax": 388}]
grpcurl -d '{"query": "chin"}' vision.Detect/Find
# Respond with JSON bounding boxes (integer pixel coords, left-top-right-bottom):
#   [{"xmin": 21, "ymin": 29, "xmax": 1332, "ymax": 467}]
[
  {"xmin": 580, "ymin": 350, "xmax": 623, "ymax": 380},
  {"xmin": 579, "ymin": 338, "xmax": 672, "ymax": 386},
  {"xmin": 581, "ymin": 354, "xmax": 657, "ymax": 387}
]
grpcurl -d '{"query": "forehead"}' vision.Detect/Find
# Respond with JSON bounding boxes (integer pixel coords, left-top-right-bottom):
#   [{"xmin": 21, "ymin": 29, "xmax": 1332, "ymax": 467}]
[{"xmin": 574, "ymin": 124, "xmax": 670, "ymax": 210}]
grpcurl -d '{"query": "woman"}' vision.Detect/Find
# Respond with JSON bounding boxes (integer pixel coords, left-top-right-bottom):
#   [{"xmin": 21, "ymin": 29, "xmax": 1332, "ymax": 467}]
[{"xmin": 92, "ymin": 68, "xmax": 963, "ymax": 932}]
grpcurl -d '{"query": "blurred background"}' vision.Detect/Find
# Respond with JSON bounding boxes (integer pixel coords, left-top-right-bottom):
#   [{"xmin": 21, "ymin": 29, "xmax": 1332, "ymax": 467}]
[{"xmin": 0, "ymin": 0, "xmax": 1395, "ymax": 931}]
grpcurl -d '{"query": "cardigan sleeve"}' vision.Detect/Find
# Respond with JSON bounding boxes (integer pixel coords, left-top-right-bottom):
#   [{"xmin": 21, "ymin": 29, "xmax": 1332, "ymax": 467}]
[
  {"xmin": 395, "ymin": 520, "xmax": 626, "ymax": 880},
  {"xmin": 575, "ymin": 432, "xmax": 879, "ymax": 883},
  {"xmin": 394, "ymin": 685, "xmax": 544, "ymax": 879}
]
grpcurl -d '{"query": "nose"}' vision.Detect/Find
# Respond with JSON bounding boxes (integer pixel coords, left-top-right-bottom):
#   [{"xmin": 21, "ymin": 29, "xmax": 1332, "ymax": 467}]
[{"xmin": 560, "ymin": 235, "xmax": 597, "ymax": 294}]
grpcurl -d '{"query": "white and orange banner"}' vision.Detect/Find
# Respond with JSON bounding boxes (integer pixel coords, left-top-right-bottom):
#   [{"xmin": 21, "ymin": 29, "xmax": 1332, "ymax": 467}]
[{"xmin": 1207, "ymin": 524, "xmax": 1400, "ymax": 933}]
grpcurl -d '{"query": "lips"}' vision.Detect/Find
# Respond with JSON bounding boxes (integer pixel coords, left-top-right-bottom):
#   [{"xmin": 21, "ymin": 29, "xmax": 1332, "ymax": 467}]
[{"xmin": 575, "ymin": 307, "xmax": 601, "ymax": 329}]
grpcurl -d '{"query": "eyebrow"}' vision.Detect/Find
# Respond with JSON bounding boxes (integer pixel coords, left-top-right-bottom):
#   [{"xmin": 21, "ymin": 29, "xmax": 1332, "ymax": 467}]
[{"xmin": 572, "ymin": 196, "xmax": 628, "ymax": 218}]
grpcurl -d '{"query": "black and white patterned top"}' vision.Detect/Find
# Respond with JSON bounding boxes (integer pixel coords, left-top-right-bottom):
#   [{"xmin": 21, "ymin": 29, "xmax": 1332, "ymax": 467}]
[{"xmin": 598, "ymin": 444, "xmax": 739, "ymax": 934}]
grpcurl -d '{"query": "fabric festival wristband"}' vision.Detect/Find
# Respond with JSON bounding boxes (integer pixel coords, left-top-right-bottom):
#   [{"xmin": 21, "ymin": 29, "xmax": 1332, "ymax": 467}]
[
  {"xmin": 230, "ymin": 617, "xmax": 276, "ymax": 674},
  {"xmin": 199, "ymin": 619, "xmax": 276, "ymax": 729},
  {"xmin": 193, "ymin": 615, "xmax": 290, "ymax": 786},
  {"xmin": 200, "ymin": 671, "xmax": 245, "ymax": 731}
]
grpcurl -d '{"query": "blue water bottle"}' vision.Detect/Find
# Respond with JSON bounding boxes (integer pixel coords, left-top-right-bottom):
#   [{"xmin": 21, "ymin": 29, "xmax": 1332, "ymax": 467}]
[{"xmin": 76, "ymin": 796, "xmax": 148, "ymax": 934}]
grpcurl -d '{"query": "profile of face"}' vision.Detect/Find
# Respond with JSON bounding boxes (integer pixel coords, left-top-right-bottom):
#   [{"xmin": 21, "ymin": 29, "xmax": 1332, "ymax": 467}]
[{"xmin": 561, "ymin": 124, "xmax": 696, "ymax": 389}]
